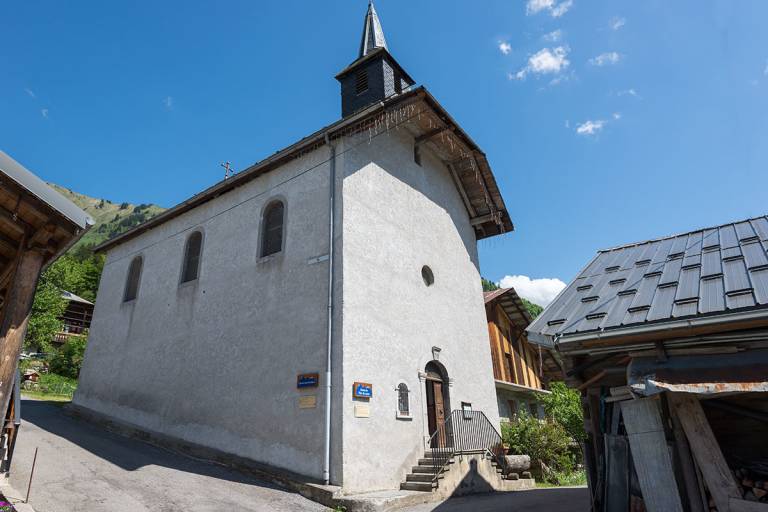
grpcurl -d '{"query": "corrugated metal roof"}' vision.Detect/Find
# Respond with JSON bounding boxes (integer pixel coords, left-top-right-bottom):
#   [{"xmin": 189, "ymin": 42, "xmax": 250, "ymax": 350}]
[
  {"xmin": 527, "ymin": 216, "xmax": 768, "ymax": 344},
  {"xmin": 0, "ymin": 151, "xmax": 93, "ymax": 230},
  {"xmin": 61, "ymin": 290, "xmax": 93, "ymax": 306}
]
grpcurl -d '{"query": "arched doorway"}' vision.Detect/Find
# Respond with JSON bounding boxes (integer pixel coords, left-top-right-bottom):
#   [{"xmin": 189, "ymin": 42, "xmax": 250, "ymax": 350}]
[{"xmin": 424, "ymin": 361, "xmax": 450, "ymax": 448}]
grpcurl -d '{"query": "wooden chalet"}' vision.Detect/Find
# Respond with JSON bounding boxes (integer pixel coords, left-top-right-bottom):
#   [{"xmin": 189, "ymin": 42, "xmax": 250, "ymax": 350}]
[
  {"xmin": 0, "ymin": 151, "xmax": 92, "ymax": 473},
  {"xmin": 53, "ymin": 291, "xmax": 94, "ymax": 345},
  {"xmin": 484, "ymin": 287, "xmax": 561, "ymax": 420},
  {"xmin": 527, "ymin": 216, "xmax": 768, "ymax": 512}
]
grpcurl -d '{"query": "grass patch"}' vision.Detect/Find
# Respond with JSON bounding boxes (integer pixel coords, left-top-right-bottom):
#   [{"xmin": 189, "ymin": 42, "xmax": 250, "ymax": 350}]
[
  {"xmin": 20, "ymin": 368, "xmax": 77, "ymax": 399},
  {"xmin": 535, "ymin": 470, "xmax": 587, "ymax": 488},
  {"xmin": 20, "ymin": 391, "xmax": 72, "ymax": 404}
]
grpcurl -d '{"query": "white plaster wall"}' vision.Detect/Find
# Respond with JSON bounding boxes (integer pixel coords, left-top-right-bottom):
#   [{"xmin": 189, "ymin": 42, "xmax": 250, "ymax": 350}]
[
  {"xmin": 339, "ymin": 129, "xmax": 501, "ymax": 493},
  {"xmin": 75, "ymin": 148, "xmax": 339, "ymax": 480}
]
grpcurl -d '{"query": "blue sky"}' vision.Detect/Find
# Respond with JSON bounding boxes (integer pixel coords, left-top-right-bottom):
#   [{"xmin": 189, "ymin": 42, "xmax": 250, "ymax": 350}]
[{"xmin": 3, "ymin": 1, "xmax": 768, "ymax": 305}]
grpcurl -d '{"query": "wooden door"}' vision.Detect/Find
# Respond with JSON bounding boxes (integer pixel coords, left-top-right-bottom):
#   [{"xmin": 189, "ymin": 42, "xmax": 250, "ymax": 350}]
[{"xmin": 427, "ymin": 380, "xmax": 447, "ymax": 448}]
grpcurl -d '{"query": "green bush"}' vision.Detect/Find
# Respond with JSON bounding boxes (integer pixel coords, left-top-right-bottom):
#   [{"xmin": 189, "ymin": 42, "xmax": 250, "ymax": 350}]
[
  {"xmin": 541, "ymin": 382, "xmax": 586, "ymax": 441},
  {"xmin": 49, "ymin": 334, "xmax": 88, "ymax": 378},
  {"xmin": 502, "ymin": 413, "xmax": 576, "ymax": 477}
]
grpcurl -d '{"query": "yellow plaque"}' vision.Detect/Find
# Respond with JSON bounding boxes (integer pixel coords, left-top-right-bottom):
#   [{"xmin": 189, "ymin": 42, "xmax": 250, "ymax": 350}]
[
  {"xmin": 354, "ymin": 403, "xmax": 370, "ymax": 418},
  {"xmin": 299, "ymin": 395, "xmax": 317, "ymax": 409}
]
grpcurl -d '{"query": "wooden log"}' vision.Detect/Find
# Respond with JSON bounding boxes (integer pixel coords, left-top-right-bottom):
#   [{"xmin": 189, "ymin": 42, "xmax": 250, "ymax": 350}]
[
  {"xmin": 669, "ymin": 393, "xmax": 743, "ymax": 512},
  {"xmin": 0, "ymin": 246, "xmax": 45, "ymax": 416},
  {"xmin": 503, "ymin": 454, "xmax": 531, "ymax": 473},
  {"xmin": 621, "ymin": 397, "xmax": 684, "ymax": 512}
]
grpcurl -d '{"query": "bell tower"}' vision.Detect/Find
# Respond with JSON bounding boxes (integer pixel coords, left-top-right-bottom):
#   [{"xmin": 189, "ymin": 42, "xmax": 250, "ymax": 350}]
[{"xmin": 336, "ymin": 1, "xmax": 415, "ymax": 118}]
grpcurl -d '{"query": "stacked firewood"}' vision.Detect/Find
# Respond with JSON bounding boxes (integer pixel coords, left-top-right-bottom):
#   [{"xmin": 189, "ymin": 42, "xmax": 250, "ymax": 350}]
[{"xmin": 734, "ymin": 468, "xmax": 768, "ymax": 504}]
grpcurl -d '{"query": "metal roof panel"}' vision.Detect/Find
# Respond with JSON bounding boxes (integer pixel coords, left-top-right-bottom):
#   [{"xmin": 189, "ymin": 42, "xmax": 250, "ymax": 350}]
[{"xmin": 526, "ymin": 215, "xmax": 768, "ymax": 343}]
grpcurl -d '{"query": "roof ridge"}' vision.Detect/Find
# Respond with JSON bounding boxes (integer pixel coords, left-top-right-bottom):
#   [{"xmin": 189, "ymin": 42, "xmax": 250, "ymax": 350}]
[{"xmin": 597, "ymin": 214, "xmax": 768, "ymax": 253}]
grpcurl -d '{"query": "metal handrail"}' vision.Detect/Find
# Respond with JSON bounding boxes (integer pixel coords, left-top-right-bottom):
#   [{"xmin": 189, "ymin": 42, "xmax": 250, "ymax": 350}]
[{"xmin": 426, "ymin": 410, "xmax": 509, "ymax": 484}]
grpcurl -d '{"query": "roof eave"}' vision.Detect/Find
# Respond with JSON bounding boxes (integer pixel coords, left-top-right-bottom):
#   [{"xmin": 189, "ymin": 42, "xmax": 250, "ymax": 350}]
[{"xmin": 553, "ymin": 307, "xmax": 768, "ymax": 354}]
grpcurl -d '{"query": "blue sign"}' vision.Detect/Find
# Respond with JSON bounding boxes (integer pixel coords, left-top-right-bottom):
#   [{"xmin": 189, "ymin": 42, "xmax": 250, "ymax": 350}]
[
  {"xmin": 353, "ymin": 382, "xmax": 373, "ymax": 399},
  {"xmin": 297, "ymin": 373, "xmax": 319, "ymax": 388}
]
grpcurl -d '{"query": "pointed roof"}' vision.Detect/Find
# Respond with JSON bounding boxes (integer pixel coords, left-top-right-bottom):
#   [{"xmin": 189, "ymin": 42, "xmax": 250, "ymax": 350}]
[{"xmin": 359, "ymin": 0, "xmax": 387, "ymax": 58}]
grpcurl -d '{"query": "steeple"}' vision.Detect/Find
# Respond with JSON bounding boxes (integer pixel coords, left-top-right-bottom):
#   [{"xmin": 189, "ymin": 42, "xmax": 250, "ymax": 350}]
[
  {"xmin": 359, "ymin": 1, "xmax": 388, "ymax": 58},
  {"xmin": 336, "ymin": 1, "xmax": 415, "ymax": 118}
]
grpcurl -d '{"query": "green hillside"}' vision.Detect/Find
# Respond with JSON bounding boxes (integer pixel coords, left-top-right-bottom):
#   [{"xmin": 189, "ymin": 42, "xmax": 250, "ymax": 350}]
[{"xmin": 48, "ymin": 183, "xmax": 165, "ymax": 249}]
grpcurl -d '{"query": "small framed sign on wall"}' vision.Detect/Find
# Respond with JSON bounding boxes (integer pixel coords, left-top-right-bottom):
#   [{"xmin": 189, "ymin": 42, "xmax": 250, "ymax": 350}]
[
  {"xmin": 462, "ymin": 402, "xmax": 473, "ymax": 419},
  {"xmin": 297, "ymin": 373, "xmax": 319, "ymax": 389},
  {"xmin": 353, "ymin": 382, "xmax": 373, "ymax": 399}
]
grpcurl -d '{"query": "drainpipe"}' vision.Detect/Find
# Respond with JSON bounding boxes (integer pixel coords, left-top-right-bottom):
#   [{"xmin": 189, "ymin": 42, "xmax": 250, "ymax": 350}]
[{"xmin": 323, "ymin": 131, "xmax": 336, "ymax": 485}]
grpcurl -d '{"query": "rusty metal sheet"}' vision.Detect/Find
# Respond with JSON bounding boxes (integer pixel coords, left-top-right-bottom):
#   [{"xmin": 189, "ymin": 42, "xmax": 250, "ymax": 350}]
[{"xmin": 628, "ymin": 349, "xmax": 768, "ymax": 396}]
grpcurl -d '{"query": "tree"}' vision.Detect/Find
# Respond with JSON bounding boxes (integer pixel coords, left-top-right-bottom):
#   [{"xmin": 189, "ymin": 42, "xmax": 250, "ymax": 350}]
[
  {"xmin": 25, "ymin": 274, "xmax": 67, "ymax": 352},
  {"xmin": 49, "ymin": 334, "xmax": 88, "ymax": 378},
  {"xmin": 540, "ymin": 381, "xmax": 586, "ymax": 441},
  {"xmin": 481, "ymin": 277, "xmax": 500, "ymax": 291},
  {"xmin": 522, "ymin": 298, "xmax": 544, "ymax": 319}
]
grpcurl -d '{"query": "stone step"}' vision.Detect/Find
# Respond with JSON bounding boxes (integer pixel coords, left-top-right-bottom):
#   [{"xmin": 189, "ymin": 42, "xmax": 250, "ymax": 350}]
[
  {"xmin": 411, "ymin": 465, "xmax": 442, "ymax": 474},
  {"xmin": 400, "ymin": 481, "xmax": 436, "ymax": 492},
  {"xmin": 406, "ymin": 473, "xmax": 437, "ymax": 483},
  {"xmin": 417, "ymin": 458, "xmax": 453, "ymax": 466}
]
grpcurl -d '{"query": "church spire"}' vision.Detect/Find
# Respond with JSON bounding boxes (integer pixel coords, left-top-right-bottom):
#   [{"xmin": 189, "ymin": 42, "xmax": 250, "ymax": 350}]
[
  {"xmin": 336, "ymin": 1, "xmax": 415, "ymax": 117},
  {"xmin": 359, "ymin": 0, "xmax": 388, "ymax": 58}
]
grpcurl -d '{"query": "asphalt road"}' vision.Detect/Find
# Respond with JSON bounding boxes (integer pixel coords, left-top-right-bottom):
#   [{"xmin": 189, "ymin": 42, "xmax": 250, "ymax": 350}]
[
  {"xmin": 7, "ymin": 399, "xmax": 328, "ymax": 512},
  {"xmin": 396, "ymin": 487, "xmax": 591, "ymax": 512}
]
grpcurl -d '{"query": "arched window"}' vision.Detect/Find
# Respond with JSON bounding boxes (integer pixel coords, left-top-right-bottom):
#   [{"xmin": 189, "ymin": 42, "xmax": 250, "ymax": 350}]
[
  {"xmin": 397, "ymin": 383, "xmax": 410, "ymax": 418},
  {"xmin": 261, "ymin": 201, "xmax": 284, "ymax": 257},
  {"xmin": 123, "ymin": 256, "xmax": 143, "ymax": 302},
  {"xmin": 421, "ymin": 265, "xmax": 434, "ymax": 286},
  {"xmin": 180, "ymin": 231, "xmax": 203, "ymax": 283}
]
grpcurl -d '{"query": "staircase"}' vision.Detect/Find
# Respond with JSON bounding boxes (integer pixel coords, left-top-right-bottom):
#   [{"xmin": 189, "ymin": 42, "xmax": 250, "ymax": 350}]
[
  {"xmin": 400, "ymin": 450, "xmax": 452, "ymax": 491},
  {"xmin": 399, "ymin": 410, "xmax": 513, "ymax": 493}
]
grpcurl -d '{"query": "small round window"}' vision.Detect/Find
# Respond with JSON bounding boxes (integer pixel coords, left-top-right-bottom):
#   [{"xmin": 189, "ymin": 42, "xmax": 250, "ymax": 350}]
[{"xmin": 421, "ymin": 265, "xmax": 434, "ymax": 286}]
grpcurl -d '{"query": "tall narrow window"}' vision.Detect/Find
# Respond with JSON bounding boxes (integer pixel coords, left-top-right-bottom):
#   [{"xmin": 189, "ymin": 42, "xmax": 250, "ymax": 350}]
[
  {"xmin": 261, "ymin": 201, "xmax": 285, "ymax": 257},
  {"xmin": 124, "ymin": 256, "xmax": 143, "ymax": 302},
  {"xmin": 397, "ymin": 383, "xmax": 410, "ymax": 418},
  {"xmin": 355, "ymin": 68, "xmax": 369, "ymax": 94},
  {"xmin": 181, "ymin": 231, "xmax": 203, "ymax": 283}
]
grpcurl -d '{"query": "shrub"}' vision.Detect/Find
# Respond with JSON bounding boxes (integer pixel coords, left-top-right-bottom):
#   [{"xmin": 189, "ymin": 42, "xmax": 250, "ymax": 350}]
[
  {"xmin": 502, "ymin": 413, "xmax": 576, "ymax": 477},
  {"xmin": 541, "ymin": 382, "xmax": 586, "ymax": 441},
  {"xmin": 49, "ymin": 334, "xmax": 88, "ymax": 378}
]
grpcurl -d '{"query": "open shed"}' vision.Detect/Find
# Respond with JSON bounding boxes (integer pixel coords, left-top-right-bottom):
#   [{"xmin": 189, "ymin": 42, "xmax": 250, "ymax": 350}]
[
  {"xmin": 0, "ymin": 151, "xmax": 92, "ymax": 473},
  {"xmin": 528, "ymin": 216, "xmax": 768, "ymax": 512}
]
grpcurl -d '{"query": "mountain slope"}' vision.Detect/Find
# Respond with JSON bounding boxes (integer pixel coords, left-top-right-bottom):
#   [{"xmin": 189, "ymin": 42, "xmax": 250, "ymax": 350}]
[{"xmin": 49, "ymin": 183, "xmax": 165, "ymax": 249}]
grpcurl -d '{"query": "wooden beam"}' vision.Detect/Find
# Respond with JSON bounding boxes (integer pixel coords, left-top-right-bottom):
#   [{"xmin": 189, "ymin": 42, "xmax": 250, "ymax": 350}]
[
  {"xmin": 0, "ymin": 203, "xmax": 32, "ymax": 234},
  {"xmin": 668, "ymin": 393, "xmax": 742, "ymax": 512},
  {"xmin": 621, "ymin": 398, "xmax": 685, "ymax": 512},
  {"xmin": 0, "ymin": 243, "xmax": 45, "ymax": 416},
  {"xmin": 670, "ymin": 404, "xmax": 707, "ymax": 512},
  {"xmin": 446, "ymin": 162, "xmax": 477, "ymax": 218},
  {"xmin": 414, "ymin": 126, "xmax": 453, "ymax": 146}
]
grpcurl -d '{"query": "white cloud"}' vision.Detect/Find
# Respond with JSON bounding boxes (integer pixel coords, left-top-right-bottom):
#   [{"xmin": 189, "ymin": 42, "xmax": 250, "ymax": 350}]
[
  {"xmin": 575, "ymin": 112, "xmax": 621, "ymax": 136},
  {"xmin": 40, "ymin": 108, "xmax": 49, "ymax": 119},
  {"xmin": 542, "ymin": 29, "xmax": 562, "ymax": 42},
  {"xmin": 576, "ymin": 119, "xmax": 605, "ymax": 135},
  {"xmin": 513, "ymin": 46, "xmax": 570, "ymax": 80},
  {"xmin": 526, "ymin": 0, "xmax": 572, "ymax": 17},
  {"xmin": 498, "ymin": 41, "xmax": 512, "ymax": 55},
  {"xmin": 589, "ymin": 51, "xmax": 621, "ymax": 66},
  {"xmin": 24, "ymin": 88, "xmax": 36, "ymax": 98},
  {"xmin": 550, "ymin": 0, "xmax": 573, "ymax": 17},
  {"xmin": 163, "ymin": 96, "xmax": 173, "ymax": 110},
  {"xmin": 617, "ymin": 88, "xmax": 638, "ymax": 97},
  {"xmin": 498, "ymin": 275, "xmax": 566, "ymax": 307},
  {"xmin": 609, "ymin": 17, "xmax": 626, "ymax": 30}
]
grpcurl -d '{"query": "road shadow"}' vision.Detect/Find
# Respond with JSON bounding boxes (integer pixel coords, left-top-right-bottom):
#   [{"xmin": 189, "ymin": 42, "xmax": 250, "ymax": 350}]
[
  {"xmin": 429, "ymin": 486, "xmax": 590, "ymax": 511},
  {"xmin": 17, "ymin": 399, "xmax": 296, "ymax": 492}
]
